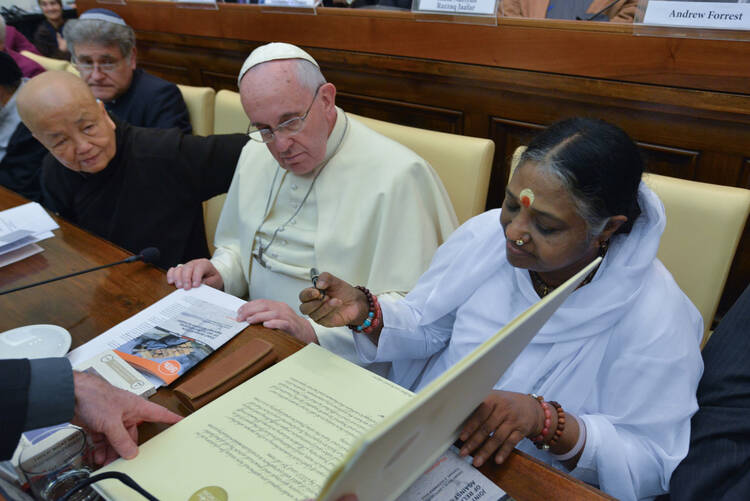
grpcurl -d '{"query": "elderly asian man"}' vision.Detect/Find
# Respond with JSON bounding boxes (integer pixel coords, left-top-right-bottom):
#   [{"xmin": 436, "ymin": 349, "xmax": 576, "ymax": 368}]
[
  {"xmin": 167, "ymin": 43, "xmax": 458, "ymax": 370},
  {"xmin": 17, "ymin": 71, "xmax": 247, "ymax": 269},
  {"xmin": 63, "ymin": 9, "xmax": 192, "ymax": 133}
]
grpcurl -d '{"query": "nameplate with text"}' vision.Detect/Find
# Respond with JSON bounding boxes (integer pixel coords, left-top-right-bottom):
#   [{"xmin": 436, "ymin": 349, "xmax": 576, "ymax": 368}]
[
  {"xmin": 643, "ymin": 1, "xmax": 750, "ymax": 30},
  {"xmin": 261, "ymin": 0, "xmax": 318, "ymax": 6},
  {"xmin": 416, "ymin": 0, "xmax": 497, "ymax": 16}
]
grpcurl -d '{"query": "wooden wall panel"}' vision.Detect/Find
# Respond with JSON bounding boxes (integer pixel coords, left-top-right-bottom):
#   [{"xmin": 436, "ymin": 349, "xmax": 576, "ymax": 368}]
[
  {"xmin": 138, "ymin": 61, "xmax": 190, "ymax": 85},
  {"xmin": 638, "ymin": 143, "xmax": 700, "ymax": 180},
  {"xmin": 487, "ymin": 118, "xmax": 545, "ymax": 208},
  {"xmin": 336, "ymin": 93, "xmax": 463, "ymax": 134},
  {"xmin": 741, "ymin": 159, "xmax": 750, "ymax": 190},
  {"xmin": 76, "ymin": 0, "xmax": 750, "ymax": 94}
]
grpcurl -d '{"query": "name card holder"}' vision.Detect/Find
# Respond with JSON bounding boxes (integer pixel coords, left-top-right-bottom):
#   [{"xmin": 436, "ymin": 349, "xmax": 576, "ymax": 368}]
[
  {"xmin": 634, "ymin": 0, "xmax": 750, "ymax": 42},
  {"xmin": 175, "ymin": 0, "xmax": 219, "ymax": 11},
  {"xmin": 412, "ymin": 0, "xmax": 499, "ymax": 26},
  {"xmin": 260, "ymin": 0, "xmax": 320, "ymax": 16}
]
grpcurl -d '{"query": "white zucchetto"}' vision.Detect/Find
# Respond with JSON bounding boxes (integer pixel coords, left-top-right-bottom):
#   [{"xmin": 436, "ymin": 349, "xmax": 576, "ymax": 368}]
[{"xmin": 238, "ymin": 42, "xmax": 319, "ymax": 86}]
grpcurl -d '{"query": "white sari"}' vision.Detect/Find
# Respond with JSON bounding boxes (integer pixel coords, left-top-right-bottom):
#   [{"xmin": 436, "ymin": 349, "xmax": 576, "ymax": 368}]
[{"xmin": 355, "ymin": 184, "xmax": 704, "ymax": 500}]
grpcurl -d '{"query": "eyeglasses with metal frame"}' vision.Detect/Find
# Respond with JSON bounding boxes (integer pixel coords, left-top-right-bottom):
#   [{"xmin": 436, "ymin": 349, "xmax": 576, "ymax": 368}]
[
  {"xmin": 246, "ymin": 84, "xmax": 323, "ymax": 144},
  {"xmin": 74, "ymin": 57, "xmax": 126, "ymax": 73}
]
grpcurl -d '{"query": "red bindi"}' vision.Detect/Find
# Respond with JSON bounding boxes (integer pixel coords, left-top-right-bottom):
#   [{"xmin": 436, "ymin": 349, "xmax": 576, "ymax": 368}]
[{"xmin": 519, "ymin": 188, "xmax": 535, "ymax": 208}]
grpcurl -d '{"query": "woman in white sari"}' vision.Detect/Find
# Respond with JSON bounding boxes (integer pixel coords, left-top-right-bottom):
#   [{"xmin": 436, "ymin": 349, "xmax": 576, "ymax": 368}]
[{"xmin": 300, "ymin": 118, "xmax": 703, "ymax": 500}]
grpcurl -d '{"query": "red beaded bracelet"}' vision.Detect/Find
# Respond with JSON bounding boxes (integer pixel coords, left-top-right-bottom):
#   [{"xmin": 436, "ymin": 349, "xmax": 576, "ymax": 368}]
[
  {"xmin": 529, "ymin": 394, "xmax": 566, "ymax": 451},
  {"xmin": 348, "ymin": 286, "xmax": 381, "ymax": 335},
  {"xmin": 529, "ymin": 394, "xmax": 552, "ymax": 449},
  {"xmin": 548, "ymin": 401, "xmax": 566, "ymax": 447}
]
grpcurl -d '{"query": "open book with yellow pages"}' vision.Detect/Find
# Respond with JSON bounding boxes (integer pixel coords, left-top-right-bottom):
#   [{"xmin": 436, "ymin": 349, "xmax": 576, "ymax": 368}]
[{"xmin": 96, "ymin": 258, "xmax": 600, "ymax": 501}]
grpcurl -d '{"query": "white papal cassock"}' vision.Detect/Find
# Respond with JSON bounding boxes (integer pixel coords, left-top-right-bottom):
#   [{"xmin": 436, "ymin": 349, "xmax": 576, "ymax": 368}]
[{"xmin": 211, "ymin": 107, "xmax": 458, "ymax": 370}]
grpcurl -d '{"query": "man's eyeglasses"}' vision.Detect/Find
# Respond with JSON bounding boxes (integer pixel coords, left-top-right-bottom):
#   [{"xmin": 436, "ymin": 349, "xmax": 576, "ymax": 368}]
[
  {"xmin": 247, "ymin": 84, "xmax": 322, "ymax": 144},
  {"xmin": 74, "ymin": 58, "xmax": 124, "ymax": 73}
]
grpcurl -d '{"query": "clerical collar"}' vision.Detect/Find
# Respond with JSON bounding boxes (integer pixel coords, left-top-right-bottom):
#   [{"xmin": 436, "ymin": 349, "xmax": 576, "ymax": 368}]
[
  {"xmin": 254, "ymin": 109, "xmax": 348, "ymax": 267},
  {"xmin": 320, "ymin": 107, "xmax": 348, "ymax": 166}
]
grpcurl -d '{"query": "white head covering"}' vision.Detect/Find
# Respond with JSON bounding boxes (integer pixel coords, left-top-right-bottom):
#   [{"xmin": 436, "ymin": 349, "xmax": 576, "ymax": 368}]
[{"xmin": 238, "ymin": 42, "xmax": 319, "ymax": 87}]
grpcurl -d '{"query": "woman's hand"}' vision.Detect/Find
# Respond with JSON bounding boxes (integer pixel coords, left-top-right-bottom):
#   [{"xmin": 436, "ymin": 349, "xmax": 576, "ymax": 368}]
[
  {"xmin": 56, "ymin": 33, "xmax": 67, "ymax": 53},
  {"xmin": 458, "ymin": 391, "xmax": 548, "ymax": 467},
  {"xmin": 237, "ymin": 299, "xmax": 318, "ymax": 344},
  {"xmin": 299, "ymin": 272, "xmax": 370, "ymax": 328}
]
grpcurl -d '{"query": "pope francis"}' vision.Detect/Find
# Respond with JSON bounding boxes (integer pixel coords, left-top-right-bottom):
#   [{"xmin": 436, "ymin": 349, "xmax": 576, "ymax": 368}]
[{"xmin": 167, "ymin": 42, "xmax": 458, "ymax": 370}]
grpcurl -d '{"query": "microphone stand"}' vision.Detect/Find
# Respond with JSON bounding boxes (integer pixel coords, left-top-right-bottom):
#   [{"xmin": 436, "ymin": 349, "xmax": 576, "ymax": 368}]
[{"xmin": 0, "ymin": 254, "xmax": 145, "ymax": 296}]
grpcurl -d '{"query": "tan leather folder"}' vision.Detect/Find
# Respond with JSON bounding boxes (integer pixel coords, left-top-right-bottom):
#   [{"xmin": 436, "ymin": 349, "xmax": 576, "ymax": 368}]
[{"xmin": 174, "ymin": 337, "xmax": 276, "ymax": 411}]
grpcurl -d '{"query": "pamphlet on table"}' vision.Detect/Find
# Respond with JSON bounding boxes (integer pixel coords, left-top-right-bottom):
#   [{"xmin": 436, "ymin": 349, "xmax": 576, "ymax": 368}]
[{"xmin": 67, "ymin": 286, "xmax": 247, "ymax": 387}]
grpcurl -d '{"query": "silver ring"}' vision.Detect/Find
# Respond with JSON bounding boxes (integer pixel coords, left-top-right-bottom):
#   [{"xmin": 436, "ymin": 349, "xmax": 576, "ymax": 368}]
[
  {"xmin": 515, "ymin": 239, "xmax": 524, "ymax": 246},
  {"xmin": 176, "ymin": 263, "xmax": 184, "ymax": 268}
]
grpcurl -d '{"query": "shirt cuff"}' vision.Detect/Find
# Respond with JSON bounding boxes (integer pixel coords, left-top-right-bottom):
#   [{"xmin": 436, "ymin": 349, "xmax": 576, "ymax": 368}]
[
  {"xmin": 353, "ymin": 328, "xmax": 379, "ymax": 363},
  {"xmin": 572, "ymin": 414, "xmax": 600, "ymax": 474},
  {"xmin": 211, "ymin": 250, "xmax": 248, "ymax": 299},
  {"xmin": 25, "ymin": 358, "xmax": 74, "ymax": 431},
  {"xmin": 358, "ymin": 297, "xmax": 431, "ymax": 363}
]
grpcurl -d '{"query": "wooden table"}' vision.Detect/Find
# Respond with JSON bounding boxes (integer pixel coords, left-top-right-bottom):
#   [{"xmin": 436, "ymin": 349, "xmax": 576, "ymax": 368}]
[{"xmin": 0, "ymin": 187, "xmax": 611, "ymax": 500}]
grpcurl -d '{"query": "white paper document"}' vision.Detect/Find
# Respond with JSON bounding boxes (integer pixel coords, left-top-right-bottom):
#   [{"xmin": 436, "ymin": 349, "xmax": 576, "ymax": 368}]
[
  {"xmin": 67, "ymin": 286, "xmax": 248, "ymax": 386},
  {"xmin": 397, "ymin": 448, "xmax": 505, "ymax": 501},
  {"xmin": 0, "ymin": 202, "xmax": 58, "ymax": 257},
  {"xmin": 0, "ymin": 244, "xmax": 43, "ymax": 269}
]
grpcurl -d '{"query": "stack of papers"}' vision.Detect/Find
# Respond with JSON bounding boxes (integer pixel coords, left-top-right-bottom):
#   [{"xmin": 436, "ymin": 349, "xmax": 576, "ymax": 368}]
[{"xmin": 0, "ymin": 202, "xmax": 58, "ymax": 268}]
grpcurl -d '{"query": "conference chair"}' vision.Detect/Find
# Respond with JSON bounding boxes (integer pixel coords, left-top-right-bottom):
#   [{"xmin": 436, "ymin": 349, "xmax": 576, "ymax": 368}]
[
  {"xmin": 347, "ymin": 113, "xmax": 494, "ymax": 225},
  {"xmin": 20, "ymin": 50, "xmax": 72, "ymax": 72},
  {"xmin": 214, "ymin": 89, "xmax": 251, "ymax": 135},
  {"xmin": 202, "ymin": 90, "xmax": 251, "ymax": 253},
  {"xmin": 177, "ymin": 84, "xmax": 215, "ymax": 137},
  {"xmin": 510, "ymin": 146, "xmax": 750, "ymax": 344}
]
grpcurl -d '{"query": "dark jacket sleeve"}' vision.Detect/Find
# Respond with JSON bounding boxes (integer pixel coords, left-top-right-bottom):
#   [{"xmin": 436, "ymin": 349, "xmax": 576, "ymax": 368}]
[
  {"xmin": 40, "ymin": 155, "xmax": 75, "ymax": 217},
  {"xmin": 179, "ymin": 133, "xmax": 247, "ymax": 202},
  {"xmin": 145, "ymin": 84, "xmax": 193, "ymax": 135},
  {"xmin": 0, "ymin": 123, "xmax": 47, "ymax": 202},
  {"xmin": 0, "ymin": 359, "xmax": 31, "ymax": 461},
  {"xmin": 669, "ymin": 285, "xmax": 750, "ymax": 500}
]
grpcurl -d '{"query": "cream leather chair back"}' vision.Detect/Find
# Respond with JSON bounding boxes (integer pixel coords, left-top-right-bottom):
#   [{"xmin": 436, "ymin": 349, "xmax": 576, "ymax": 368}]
[
  {"xmin": 642, "ymin": 173, "xmax": 750, "ymax": 341},
  {"xmin": 214, "ymin": 89, "xmax": 250, "ymax": 135},
  {"xmin": 177, "ymin": 84, "xmax": 215, "ymax": 137},
  {"xmin": 510, "ymin": 145, "xmax": 750, "ymax": 341},
  {"xmin": 347, "ymin": 113, "xmax": 494, "ymax": 224},
  {"xmin": 203, "ymin": 90, "xmax": 250, "ymax": 253},
  {"xmin": 20, "ymin": 50, "xmax": 73, "ymax": 72}
]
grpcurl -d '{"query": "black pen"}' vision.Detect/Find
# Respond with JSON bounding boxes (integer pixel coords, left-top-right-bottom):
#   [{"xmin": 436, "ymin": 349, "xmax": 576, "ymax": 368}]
[{"xmin": 310, "ymin": 267, "xmax": 325, "ymax": 298}]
